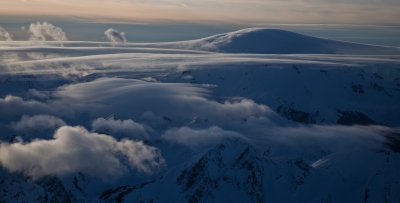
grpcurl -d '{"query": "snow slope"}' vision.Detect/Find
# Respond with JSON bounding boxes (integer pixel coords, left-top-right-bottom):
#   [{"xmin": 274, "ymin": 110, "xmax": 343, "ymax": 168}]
[{"xmin": 176, "ymin": 28, "xmax": 400, "ymax": 54}]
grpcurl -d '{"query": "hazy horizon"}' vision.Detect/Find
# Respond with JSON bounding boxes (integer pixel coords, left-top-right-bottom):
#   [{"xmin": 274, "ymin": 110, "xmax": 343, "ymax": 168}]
[
  {"xmin": 1, "ymin": 16, "xmax": 400, "ymax": 47},
  {"xmin": 1, "ymin": 0, "xmax": 400, "ymax": 25}
]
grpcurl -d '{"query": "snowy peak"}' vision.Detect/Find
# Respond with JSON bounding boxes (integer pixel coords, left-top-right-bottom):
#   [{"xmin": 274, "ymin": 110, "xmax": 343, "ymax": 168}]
[
  {"xmin": 176, "ymin": 139, "xmax": 263, "ymax": 203},
  {"xmin": 117, "ymin": 139, "xmax": 264, "ymax": 203},
  {"xmin": 186, "ymin": 28, "xmax": 399, "ymax": 54}
]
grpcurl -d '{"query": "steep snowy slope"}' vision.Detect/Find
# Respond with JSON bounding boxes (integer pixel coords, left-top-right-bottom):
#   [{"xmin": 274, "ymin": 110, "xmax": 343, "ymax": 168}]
[
  {"xmin": 163, "ymin": 62, "xmax": 400, "ymax": 126},
  {"xmin": 110, "ymin": 134, "xmax": 400, "ymax": 203}
]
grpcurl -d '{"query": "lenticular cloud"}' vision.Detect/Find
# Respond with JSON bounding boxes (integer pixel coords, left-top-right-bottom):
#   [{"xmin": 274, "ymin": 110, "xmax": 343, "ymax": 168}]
[{"xmin": 104, "ymin": 28, "xmax": 127, "ymax": 46}]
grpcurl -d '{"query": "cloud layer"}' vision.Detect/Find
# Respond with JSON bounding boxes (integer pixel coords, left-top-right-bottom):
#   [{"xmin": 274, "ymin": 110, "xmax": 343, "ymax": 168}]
[{"xmin": 0, "ymin": 126, "xmax": 164, "ymax": 178}]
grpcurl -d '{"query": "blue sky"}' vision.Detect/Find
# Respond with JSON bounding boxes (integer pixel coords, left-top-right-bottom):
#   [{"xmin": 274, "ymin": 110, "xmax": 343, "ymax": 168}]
[{"xmin": 0, "ymin": 0, "xmax": 399, "ymax": 24}]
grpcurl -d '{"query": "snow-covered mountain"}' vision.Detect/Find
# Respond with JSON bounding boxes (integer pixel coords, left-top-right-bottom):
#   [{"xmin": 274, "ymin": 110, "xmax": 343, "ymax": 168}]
[
  {"xmin": 0, "ymin": 28, "xmax": 399, "ymax": 203},
  {"xmin": 174, "ymin": 28, "xmax": 400, "ymax": 54}
]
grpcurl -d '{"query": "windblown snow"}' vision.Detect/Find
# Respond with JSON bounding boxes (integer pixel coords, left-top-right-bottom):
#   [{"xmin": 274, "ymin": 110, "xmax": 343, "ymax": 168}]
[{"xmin": 0, "ymin": 26, "xmax": 399, "ymax": 203}]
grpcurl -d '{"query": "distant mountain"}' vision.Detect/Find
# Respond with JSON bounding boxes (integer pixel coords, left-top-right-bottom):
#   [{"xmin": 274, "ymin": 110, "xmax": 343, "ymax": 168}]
[{"xmin": 171, "ymin": 28, "xmax": 400, "ymax": 54}]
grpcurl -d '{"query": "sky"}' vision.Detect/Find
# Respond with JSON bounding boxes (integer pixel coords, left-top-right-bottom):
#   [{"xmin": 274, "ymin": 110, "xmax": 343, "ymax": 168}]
[{"xmin": 0, "ymin": 0, "xmax": 400, "ymax": 25}]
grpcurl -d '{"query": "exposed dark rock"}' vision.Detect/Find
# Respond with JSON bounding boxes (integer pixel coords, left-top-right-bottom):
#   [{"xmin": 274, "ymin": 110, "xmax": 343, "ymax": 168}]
[
  {"xmin": 100, "ymin": 179, "xmax": 157, "ymax": 203},
  {"xmin": 291, "ymin": 65, "xmax": 301, "ymax": 74},
  {"xmin": 337, "ymin": 111, "xmax": 378, "ymax": 126},
  {"xmin": 177, "ymin": 139, "xmax": 264, "ymax": 203},
  {"xmin": 36, "ymin": 176, "xmax": 73, "ymax": 203},
  {"xmin": 277, "ymin": 104, "xmax": 316, "ymax": 124},
  {"xmin": 352, "ymin": 83, "xmax": 365, "ymax": 94},
  {"xmin": 72, "ymin": 173, "xmax": 89, "ymax": 197},
  {"xmin": 373, "ymin": 73, "xmax": 384, "ymax": 80},
  {"xmin": 381, "ymin": 130, "xmax": 400, "ymax": 153},
  {"xmin": 370, "ymin": 82, "xmax": 385, "ymax": 92},
  {"xmin": 364, "ymin": 188, "xmax": 369, "ymax": 203}
]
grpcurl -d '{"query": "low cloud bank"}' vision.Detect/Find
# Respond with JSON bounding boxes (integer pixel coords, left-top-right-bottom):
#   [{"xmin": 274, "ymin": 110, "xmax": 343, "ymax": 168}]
[{"xmin": 0, "ymin": 126, "xmax": 165, "ymax": 178}]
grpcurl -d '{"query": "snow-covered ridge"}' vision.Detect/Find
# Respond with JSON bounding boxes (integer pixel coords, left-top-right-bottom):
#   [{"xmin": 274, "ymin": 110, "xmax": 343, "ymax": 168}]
[{"xmin": 177, "ymin": 28, "xmax": 400, "ymax": 54}]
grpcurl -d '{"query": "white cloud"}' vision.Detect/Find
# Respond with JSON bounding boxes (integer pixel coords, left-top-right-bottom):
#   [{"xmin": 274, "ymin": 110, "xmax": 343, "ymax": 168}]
[
  {"xmin": 11, "ymin": 115, "xmax": 66, "ymax": 133},
  {"xmin": 55, "ymin": 78, "xmax": 274, "ymax": 128},
  {"xmin": 0, "ymin": 95, "xmax": 76, "ymax": 125},
  {"xmin": 0, "ymin": 26, "xmax": 12, "ymax": 41},
  {"xmin": 28, "ymin": 22, "xmax": 67, "ymax": 45},
  {"xmin": 0, "ymin": 126, "xmax": 165, "ymax": 178},
  {"xmin": 162, "ymin": 126, "xmax": 244, "ymax": 149},
  {"xmin": 246, "ymin": 124, "xmax": 389, "ymax": 158},
  {"xmin": 92, "ymin": 117, "xmax": 148, "ymax": 140},
  {"xmin": 104, "ymin": 28, "xmax": 126, "ymax": 46},
  {"xmin": 0, "ymin": 95, "xmax": 54, "ymax": 122},
  {"xmin": 1, "ymin": 78, "xmax": 274, "ymax": 133},
  {"xmin": 27, "ymin": 89, "xmax": 49, "ymax": 100}
]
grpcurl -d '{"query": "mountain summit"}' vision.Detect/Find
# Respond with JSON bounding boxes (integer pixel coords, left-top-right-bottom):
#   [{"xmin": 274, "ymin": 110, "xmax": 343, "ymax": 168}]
[{"xmin": 181, "ymin": 28, "xmax": 399, "ymax": 54}]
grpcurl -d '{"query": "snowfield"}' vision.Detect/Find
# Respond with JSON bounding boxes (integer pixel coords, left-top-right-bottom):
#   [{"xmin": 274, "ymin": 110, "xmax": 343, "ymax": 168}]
[{"xmin": 0, "ymin": 28, "xmax": 400, "ymax": 203}]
